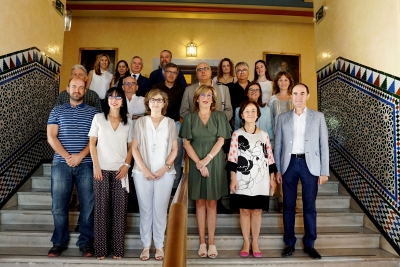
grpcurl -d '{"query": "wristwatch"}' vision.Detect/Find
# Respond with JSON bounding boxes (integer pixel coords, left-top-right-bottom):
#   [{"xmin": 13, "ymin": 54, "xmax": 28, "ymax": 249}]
[
  {"xmin": 165, "ymin": 163, "xmax": 171, "ymax": 169},
  {"xmin": 124, "ymin": 163, "xmax": 131, "ymax": 168}
]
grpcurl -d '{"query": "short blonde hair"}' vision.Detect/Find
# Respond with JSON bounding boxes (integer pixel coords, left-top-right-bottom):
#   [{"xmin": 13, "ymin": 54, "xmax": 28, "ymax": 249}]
[
  {"xmin": 193, "ymin": 85, "xmax": 217, "ymax": 112},
  {"xmin": 144, "ymin": 89, "xmax": 169, "ymax": 115}
]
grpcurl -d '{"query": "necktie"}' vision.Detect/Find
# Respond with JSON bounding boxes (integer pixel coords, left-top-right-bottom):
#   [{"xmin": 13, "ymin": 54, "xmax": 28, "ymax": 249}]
[{"xmin": 132, "ymin": 74, "xmax": 137, "ymax": 79}]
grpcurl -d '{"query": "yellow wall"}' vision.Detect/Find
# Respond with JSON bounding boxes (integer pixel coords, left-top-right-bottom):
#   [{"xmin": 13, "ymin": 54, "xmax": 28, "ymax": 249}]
[
  {"xmin": 314, "ymin": 0, "xmax": 400, "ymax": 76},
  {"xmin": 0, "ymin": 0, "xmax": 65, "ymax": 63},
  {"xmin": 62, "ymin": 16, "xmax": 318, "ymax": 109}
]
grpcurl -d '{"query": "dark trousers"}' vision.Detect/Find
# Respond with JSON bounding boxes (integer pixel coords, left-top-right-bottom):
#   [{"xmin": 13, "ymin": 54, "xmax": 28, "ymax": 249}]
[
  {"xmin": 282, "ymin": 156, "xmax": 318, "ymax": 248},
  {"xmin": 94, "ymin": 170, "xmax": 128, "ymax": 257}
]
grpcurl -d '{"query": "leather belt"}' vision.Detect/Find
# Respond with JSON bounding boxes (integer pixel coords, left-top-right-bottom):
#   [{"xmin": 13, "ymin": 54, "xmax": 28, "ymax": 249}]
[{"xmin": 292, "ymin": 154, "xmax": 305, "ymax": 158}]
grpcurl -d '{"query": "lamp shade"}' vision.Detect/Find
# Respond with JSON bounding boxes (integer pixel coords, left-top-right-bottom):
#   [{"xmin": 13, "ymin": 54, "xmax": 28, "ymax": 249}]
[{"xmin": 186, "ymin": 43, "xmax": 197, "ymax": 57}]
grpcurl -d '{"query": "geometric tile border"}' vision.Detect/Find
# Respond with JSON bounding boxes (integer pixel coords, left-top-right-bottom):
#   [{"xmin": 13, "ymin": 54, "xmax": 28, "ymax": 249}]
[
  {"xmin": 0, "ymin": 47, "xmax": 60, "ymax": 76},
  {"xmin": 0, "ymin": 47, "xmax": 60, "ymax": 208},
  {"xmin": 318, "ymin": 57, "xmax": 400, "ymax": 254},
  {"xmin": 317, "ymin": 57, "xmax": 400, "ymax": 95}
]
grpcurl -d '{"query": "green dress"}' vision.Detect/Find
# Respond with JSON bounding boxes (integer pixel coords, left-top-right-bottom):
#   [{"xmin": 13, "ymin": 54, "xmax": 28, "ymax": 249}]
[{"xmin": 180, "ymin": 111, "xmax": 231, "ymax": 200}]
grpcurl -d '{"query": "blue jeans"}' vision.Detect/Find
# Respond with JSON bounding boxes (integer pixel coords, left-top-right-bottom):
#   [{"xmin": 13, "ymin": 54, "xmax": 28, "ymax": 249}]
[
  {"xmin": 173, "ymin": 121, "xmax": 184, "ymax": 188},
  {"xmin": 51, "ymin": 162, "xmax": 94, "ymax": 248},
  {"xmin": 282, "ymin": 156, "xmax": 318, "ymax": 248}
]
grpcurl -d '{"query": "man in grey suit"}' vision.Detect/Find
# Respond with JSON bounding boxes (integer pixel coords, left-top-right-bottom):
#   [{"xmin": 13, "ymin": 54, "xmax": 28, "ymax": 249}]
[
  {"xmin": 179, "ymin": 62, "xmax": 233, "ymax": 121},
  {"xmin": 275, "ymin": 83, "xmax": 329, "ymax": 259}
]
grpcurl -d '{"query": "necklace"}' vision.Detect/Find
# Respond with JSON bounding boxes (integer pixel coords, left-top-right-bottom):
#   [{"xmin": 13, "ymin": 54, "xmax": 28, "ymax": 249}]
[
  {"xmin": 221, "ymin": 75, "xmax": 231, "ymax": 83},
  {"xmin": 243, "ymin": 125, "xmax": 257, "ymax": 134}
]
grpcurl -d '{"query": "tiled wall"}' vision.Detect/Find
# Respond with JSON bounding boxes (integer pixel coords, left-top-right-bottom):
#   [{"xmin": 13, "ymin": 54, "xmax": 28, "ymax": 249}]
[
  {"xmin": 317, "ymin": 57, "xmax": 400, "ymax": 253},
  {"xmin": 0, "ymin": 47, "xmax": 60, "ymax": 207}
]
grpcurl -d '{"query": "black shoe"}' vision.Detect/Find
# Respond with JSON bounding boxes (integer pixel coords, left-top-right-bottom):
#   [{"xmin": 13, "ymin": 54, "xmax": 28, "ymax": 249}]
[
  {"xmin": 48, "ymin": 245, "xmax": 67, "ymax": 257},
  {"xmin": 281, "ymin": 245, "xmax": 295, "ymax": 257},
  {"xmin": 304, "ymin": 247, "xmax": 322, "ymax": 259},
  {"xmin": 79, "ymin": 245, "xmax": 94, "ymax": 257}
]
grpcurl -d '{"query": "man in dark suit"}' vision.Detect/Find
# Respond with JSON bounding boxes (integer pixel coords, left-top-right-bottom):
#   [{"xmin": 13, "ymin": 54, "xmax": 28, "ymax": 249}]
[
  {"xmin": 130, "ymin": 56, "xmax": 149, "ymax": 97},
  {"xmin": 148, "ymin": 50, "xmax": 187, "ymax": 91},
  {"xmin": 275, "ymin": 83, "xmax": 329, "ymax": 259}
]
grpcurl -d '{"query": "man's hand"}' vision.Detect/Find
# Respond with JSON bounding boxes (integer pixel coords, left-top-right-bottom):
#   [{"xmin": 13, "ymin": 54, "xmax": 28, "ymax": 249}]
[
  {"xmin": 276, "ymin": 172, "xmax": 283, "ymax": 184},
  {"xmin": 318, "ymin": 175, "xmax": 329, "ymax": 185},
  {"xmin": 66, "ymin": 154, "xmax": 84, "ymax": 167}
]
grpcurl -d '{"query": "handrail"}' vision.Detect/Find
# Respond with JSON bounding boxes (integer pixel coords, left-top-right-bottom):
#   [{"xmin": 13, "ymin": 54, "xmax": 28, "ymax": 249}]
[{"xmin": 163, "ymin": 153, "xmax": 189, "ymax": 267}]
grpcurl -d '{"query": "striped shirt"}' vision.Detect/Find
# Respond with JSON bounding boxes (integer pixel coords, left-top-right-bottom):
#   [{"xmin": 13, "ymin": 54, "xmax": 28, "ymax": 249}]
[{"xmin": 47, "ymin": 102, "xmax": 98, "ymax": 163}]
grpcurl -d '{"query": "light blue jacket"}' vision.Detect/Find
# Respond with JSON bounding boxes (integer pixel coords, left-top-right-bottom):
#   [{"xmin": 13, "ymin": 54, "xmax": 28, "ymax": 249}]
[
  {"xmin": 234, "ymin": 105, "xmax": 274, "ymax": 147},
  {"xmin": 274, "ymin": 108, "xmax": 329, "ymax": 177}
]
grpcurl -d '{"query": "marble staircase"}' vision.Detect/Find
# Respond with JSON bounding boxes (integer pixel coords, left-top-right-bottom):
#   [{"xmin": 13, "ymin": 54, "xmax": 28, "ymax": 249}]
[{"xmin": 0, "ymin": 163, "xmax": 398, "ymax": 266}]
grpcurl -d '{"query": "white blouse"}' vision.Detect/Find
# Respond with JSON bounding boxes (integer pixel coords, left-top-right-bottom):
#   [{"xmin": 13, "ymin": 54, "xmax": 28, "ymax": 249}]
[
  {"xmin": 258, "ymin": 80, "xmax": 273, "ymax": 104},
  {"xmin": 88, "ymin": 113, "xmax": 133, "ymax": 171},
  {"xmin": 132, "ymin": 116, "xmax": 178, "ymax": 174},
  {"xmin": 89, "ymin": 70, "xmax": 113, "ymax": 99}
]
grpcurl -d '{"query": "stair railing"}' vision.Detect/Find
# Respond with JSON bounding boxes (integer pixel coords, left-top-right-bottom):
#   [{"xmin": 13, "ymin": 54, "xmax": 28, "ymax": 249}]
[{"xmin": 163, "ymin": 153, "xmax": 189, "ymax": 267}]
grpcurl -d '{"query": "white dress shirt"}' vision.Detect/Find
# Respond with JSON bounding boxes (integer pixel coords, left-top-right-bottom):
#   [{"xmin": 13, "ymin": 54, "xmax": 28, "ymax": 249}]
[
  {"xmin": 292, "ymin": 107, "xmax": 307, "ymax": 154},
  {"xmin": 131, "ymin": 73, "xmax": 141, "ymax": 80},
  {"xmin": 127, "ymin": 95, "xmax": 145, "ymax": 116}
]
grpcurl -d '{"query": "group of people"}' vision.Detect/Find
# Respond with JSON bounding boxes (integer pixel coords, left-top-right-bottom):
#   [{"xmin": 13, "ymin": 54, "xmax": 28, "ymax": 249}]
[{"xmin": 46, "ymin": 50, "xmax": 329, "ymax": 261}]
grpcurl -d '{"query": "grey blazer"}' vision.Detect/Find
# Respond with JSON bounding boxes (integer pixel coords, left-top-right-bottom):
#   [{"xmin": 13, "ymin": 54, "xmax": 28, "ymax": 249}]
[
  {"xmin": 274, "ymin": 108, "xmax": 329, "ymax": 177},
  {"xmin": 179, "ymin": 83, "xmax": 233, "ymax": 121}
]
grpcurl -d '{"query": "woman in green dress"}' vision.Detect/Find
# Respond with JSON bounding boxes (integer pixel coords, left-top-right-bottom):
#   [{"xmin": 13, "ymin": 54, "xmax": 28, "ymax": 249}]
[{"xmin": 180, "ymin": 84, "xmax": 231, "ymax": 259}]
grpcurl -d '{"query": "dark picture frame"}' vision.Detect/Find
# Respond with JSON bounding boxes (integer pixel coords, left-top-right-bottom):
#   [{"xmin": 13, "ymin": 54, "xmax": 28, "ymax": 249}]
[
  {"xmin": 263, "ymin": 52, "xmax": 301, "ymax": 84},
  {"xmin": 79, "ymin": 47, "xmax": 118, "ymax": 74}
]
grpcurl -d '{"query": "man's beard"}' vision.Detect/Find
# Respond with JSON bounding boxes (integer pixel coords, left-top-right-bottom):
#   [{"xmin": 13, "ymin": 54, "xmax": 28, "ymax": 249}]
[{"xmin": 70, "ymin": 93, "xmax": 84, "ymax": 102}]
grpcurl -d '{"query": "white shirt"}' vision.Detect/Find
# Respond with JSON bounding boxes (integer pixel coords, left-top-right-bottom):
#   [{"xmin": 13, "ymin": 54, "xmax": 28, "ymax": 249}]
[
  {"xmin": 126, "ymin": 94, "xmax": 145, "ymax": 116},
  {"xmin": 292, "ymin": 107, "xmax": 307, "ymax": 154},
  {"xmin": 131, "ymin": 73, "xmax": 141, "ymax": 79},
  {"xmin": 89, "ymin": 70, "xmax": 113, "ymax": 99},
  {"xmin": 258, "ymin": 80, "xmax": 273, "ymax": 104},
  {"xmin": 132, "ymin": 117, "xmax": 177, "ymax": 174},
  {"xmin": 88, "ymin": 114, "xmax": 133, "ymax": 170},
  {"xmin": 126, "ymin": 94, "xmax": 145, "ymax": 128}
]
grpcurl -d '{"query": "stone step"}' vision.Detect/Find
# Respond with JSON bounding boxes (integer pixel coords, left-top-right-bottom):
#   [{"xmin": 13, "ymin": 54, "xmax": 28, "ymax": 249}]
[
  {"xmin": 0, "ymin": 247, "xmax": 398, "ymax": 267},
  {"xmin": 17, "ymin": 188, "xmax": 350, "ymax": 209},
  {"xmin": 31, "ymin": 175, "xmax": 51, "ymax": 189},
  {"xmin": 1, "ymin": 206, "xmax": 364, "ymax": 227},
  {"xmin": 29, "ymin": 172, "xmax": 340, "ymax": 194},
  {"xmin": 0, "ymin": 225, "xmax": 380, "ymax": 250},
  {"xmin": 43, "ymin": 163, "xmax": 52, "ymax": 176}
]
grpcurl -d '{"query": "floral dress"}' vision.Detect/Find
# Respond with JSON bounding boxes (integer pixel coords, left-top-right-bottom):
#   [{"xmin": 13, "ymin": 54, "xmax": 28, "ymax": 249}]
[{"xmin": 227, "ymin": 128, "xmax": 277, "ymax": 210}]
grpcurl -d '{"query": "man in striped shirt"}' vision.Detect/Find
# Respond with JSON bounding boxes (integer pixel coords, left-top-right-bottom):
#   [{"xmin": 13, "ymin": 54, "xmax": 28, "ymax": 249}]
[{"xmin": 47, "ymin": 77, "xmax": 98, "ymax": 257}]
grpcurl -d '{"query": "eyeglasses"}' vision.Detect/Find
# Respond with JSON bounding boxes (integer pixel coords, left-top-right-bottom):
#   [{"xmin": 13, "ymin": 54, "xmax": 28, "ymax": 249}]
[
  {"xmin": 199, "ymin": 93, "xmax": 213, "ymax": 98},
  {"xmin": 123, "ymin": 82, "xmax": 137, "ymax": 86},
  {"xmin": 165, "ymin": 70, "xmax": 179, "ymax": 75},
  {"xmin": 196, "ymin": 67, "xmax": 211, "ymax": 72},
  {"xmin": 149, "ymin": 98, "xmax": 164, "ymax": 103},
  {"xmin": 248, "ymin": 89, "xmax": 260, "ymax": 93},
  {"xmin": 108, "ymin": 96, "xmax": 122, "ymax": 100},
  {"xmin": 236, "ymin": 69, "xmax": 248, "ymax": 73}
]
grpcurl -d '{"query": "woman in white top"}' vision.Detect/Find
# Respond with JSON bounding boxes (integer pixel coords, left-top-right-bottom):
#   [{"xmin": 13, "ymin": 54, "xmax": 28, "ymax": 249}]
[
  {"xmin": 269, "ymin": 71, "xmax": 294, "ymax": 212},
  {"xmin": 87, "ymin": 53, "xmax": 113, "ymax": 100},
  {"xmin": 253, "ymin": 60, "xmax": 273, "ymax": 104},
  {"xmin": 212, "ymin": 58, "xmax": 237, "ymax": 85},
  {"xmin": 88, "ymin": 87, "xmax": 133, "ymax": 260},
  {"xmin": 131, "ymin": 89, "xmax": 178, "ymax": 261}
]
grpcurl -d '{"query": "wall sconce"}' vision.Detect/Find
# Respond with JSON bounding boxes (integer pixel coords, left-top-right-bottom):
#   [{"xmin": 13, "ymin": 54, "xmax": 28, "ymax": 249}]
[
  {"xmin": 64, "ymin": 9, "xmax": 72, "ymax": 31},
  {"xmin": 186, "ymin": 43, "xmax": 197, "ymax": 57}
]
